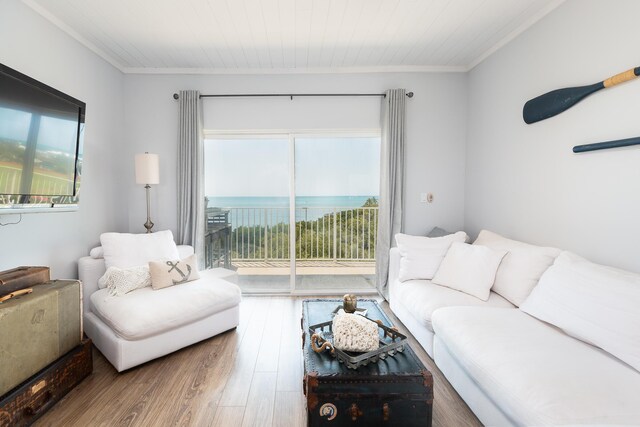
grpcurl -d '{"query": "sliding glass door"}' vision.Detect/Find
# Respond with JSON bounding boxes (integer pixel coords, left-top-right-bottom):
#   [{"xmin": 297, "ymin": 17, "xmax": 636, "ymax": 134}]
[
  {"xmin": 204, "ymin": 136, "xmax": 291, "ymax": 293},
  {"xmin": 293, "ymin": 136, "xmax": 379, "ymax": 292},
  {"xmin": 204, "ymin": 131, "xmax": 380, "ymax": 294}
]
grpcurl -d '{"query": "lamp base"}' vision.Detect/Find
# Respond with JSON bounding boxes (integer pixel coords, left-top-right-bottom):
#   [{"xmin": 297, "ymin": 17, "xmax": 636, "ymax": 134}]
[
  {"xmin": 143, "ymin": 184, "xmax": 154, "ymax": 233},
  {"xmin": 144, "ymin": 219, "xmax": 154, "ymax": 234}
]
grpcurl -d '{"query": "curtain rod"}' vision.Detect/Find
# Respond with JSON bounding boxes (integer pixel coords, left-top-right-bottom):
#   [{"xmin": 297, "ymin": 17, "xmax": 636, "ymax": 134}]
[{"xmin": 172, "ymin": 92, "xmax": 413, "ymax": 100}]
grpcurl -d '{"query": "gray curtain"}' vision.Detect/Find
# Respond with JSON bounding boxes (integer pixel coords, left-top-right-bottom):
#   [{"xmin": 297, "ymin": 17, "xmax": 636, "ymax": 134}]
[
  {"xmin": 375, "ymin": 89, "xmax": 406, "ymax": 299},
  {"xmin": 176, "ymin": 90, "xmax": 205, "ymax": 263}
]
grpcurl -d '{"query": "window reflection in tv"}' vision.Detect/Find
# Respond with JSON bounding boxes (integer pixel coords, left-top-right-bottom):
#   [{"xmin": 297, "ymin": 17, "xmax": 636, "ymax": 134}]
[{"xmin": 0, "ymin": 64, "xmax": 84, "ymax": 203}]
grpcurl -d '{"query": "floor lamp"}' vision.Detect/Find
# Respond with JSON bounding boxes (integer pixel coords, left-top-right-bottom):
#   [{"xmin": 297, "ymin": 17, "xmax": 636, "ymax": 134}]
[{"xmin": 135, "ymin": 153, "xmax": 159, "ymax": 233}]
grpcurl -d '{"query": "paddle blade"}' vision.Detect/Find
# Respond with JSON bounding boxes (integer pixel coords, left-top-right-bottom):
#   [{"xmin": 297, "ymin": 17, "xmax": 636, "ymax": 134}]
[{"xmin": 523, "ymin": 82, "xmax": 604, "ymax": 124}]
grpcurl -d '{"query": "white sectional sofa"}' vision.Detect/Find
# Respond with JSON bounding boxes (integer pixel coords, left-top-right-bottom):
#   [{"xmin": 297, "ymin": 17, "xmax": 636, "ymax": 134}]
[{"xmin": 389, "ymin": 230, "xmax": 640, "ymax": 426}]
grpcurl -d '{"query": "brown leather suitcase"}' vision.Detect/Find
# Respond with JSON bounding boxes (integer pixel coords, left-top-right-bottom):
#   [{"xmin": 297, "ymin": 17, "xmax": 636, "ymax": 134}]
[
  {"xmin": 0, "ymin": 281, "xmax": 81, "ymax": 397},
  {"xmin": 0, "ymin": 267, "xmax": 50, "ymax": 297},
  {"xmin": 0, "ymin": 339, "xmax": 92, "ymax": 427}
]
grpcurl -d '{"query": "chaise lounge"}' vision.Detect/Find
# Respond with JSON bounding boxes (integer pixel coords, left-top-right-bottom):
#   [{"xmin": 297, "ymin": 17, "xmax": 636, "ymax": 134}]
[{"xmin": 79, "ymin": 231, "xmax": 241, "ymax": 372}]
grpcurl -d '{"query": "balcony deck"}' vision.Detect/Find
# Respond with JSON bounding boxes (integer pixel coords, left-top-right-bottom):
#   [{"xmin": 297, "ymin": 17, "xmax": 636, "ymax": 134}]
[
  {"xmin": 233, "ymin": 260, "xmax": 375, "ymax": 276},
  {"xmin": 205, "ymin": 205, "xmax": 378, "ymax": 293}
]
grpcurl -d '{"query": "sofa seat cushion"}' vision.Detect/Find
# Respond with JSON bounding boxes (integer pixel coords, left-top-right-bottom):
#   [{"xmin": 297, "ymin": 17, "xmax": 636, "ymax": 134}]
[
  {"xmin": 392, "ymin": 279, "xmax": 514, "ymax": 332},
  {"xmin": 432, "ymin": 307, "xmax": 640, "ymax": 426},
  {"xmin": 90, "ymin": 269, "xmax": 241, "ymax": 340}
]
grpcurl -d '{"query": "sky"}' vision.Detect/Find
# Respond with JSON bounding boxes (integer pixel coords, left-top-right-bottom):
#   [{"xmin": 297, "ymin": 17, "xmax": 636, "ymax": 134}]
[
  {"xmin": 0, "ymin": 106, "xmax": 78, "ymax": 151},
  {"xmin": 204, "ymin": 137, "xmax": 380, "ymax": 197}
]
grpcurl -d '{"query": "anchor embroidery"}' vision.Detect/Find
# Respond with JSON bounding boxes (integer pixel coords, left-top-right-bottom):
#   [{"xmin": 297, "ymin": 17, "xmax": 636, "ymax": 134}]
[{"xmin": 166, "ymin": 261, "xmax": 192, "ymax": 284}]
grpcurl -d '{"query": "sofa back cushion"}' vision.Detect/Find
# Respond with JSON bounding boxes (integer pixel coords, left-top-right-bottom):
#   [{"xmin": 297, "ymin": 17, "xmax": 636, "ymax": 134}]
[
  {"xmin": 426, "ymin": 226, "xmax": 451, "ymax": 238},
  {"xmin": 395, "ymin": 232, "xmax": 467, "ymax": 282},
  {"xmin": 473, "ymin": 230, "xmax": 561, "ymax": 306},
  {"xmin": 100, "ymin": 230, "xmax": 180, "ymax": 270},
  {"xmin": 521, "ymin": 251, "xmax": 640, "ymax": 373},
  {"xmin": 432, "ymin": 242, "xmax": 507, "ymax": 301},
  {"xmin": 90, "ymin": 244, "xmax": 194, "ymax": 261}
]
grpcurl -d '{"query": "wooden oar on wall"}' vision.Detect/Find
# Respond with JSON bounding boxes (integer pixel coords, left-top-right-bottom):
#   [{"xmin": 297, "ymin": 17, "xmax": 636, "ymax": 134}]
[
  {"xmin": 573, "ymin": 135, "xmax": 640, "ymax": 153},
  {"xmin": 523, "ymin": 67, "xmax": 640, "ymax": 124}
]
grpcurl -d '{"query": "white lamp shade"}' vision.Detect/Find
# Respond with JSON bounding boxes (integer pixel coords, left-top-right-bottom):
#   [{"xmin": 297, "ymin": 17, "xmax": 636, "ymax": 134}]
[{"xmin": 135, "ymin": 153, "xmax": 160, "ymax": 185}]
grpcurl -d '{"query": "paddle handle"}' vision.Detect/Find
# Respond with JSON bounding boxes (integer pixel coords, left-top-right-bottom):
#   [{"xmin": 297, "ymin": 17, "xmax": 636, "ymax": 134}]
[
  {"xmin": 603, "ymin": 67, "xmax": 640, "ymax": 88},
  {"xmin": 573, "ymin": 136, "xmax": 640, "ymax": 153}
]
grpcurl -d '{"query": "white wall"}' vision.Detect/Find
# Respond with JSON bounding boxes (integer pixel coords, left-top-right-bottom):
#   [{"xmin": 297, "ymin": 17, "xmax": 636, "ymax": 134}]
[
  {"xmin": 0, "ymin": 1, "xmax": 126, "ymax": 278},
  {"xmin": 4, "ymin": 0, "xmax": 638, "ymax": 280},
  {"xmin": 5, "ymin": 0, "xmax": 637, "ymax": 279},
  {"xmin": 123, "ymin": 72, "xmax": 467, "ymax": 237},
  {"xmin": 465, "ymin": 0, "xmax": 640, "ymax": 271}
]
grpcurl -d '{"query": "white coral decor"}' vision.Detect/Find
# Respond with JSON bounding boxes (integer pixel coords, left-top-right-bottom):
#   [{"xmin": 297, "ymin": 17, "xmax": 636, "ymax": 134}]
[{"xmin": 332, "ymin": 313, "xmax": 379, "ymax": 352}]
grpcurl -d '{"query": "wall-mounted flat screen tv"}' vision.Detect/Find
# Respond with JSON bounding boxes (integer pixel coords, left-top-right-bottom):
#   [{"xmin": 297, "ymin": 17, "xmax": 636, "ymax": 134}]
[{"xmin": 0, "ymin": 63, "xmax": 85, "ymax": 206}]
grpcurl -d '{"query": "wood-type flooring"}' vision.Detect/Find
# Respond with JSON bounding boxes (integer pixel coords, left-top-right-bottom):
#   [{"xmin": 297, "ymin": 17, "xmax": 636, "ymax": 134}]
[{"xmin": 35, "ymin": 297, "xmax": 481, "ymax": 427}]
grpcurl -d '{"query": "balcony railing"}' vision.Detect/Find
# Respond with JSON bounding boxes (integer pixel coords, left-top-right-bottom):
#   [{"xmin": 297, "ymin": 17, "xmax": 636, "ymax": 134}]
[
  {"xmin": 0, "ymin": 165, "xmax": 78, "ymax": 206},
  {"xmin": 205, "ymin": 206, "xmax": 378, "ymax": 267}
]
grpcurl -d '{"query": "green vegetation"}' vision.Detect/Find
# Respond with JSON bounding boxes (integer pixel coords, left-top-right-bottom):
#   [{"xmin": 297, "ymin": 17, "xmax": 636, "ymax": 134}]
[
  {"xmin": 361, "ymin": 197, "xmax": 379, "ymax": 207},
  {"xmin": 1, "ymin": 139, "xmax": 80, "ymax": 205},
  {"xmin": 229, "ymin": 198, "xmax": 379, "ymax": 261}
]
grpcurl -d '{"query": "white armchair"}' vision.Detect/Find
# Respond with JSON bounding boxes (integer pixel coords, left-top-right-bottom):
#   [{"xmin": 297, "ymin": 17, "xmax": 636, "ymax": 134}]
[{"xmin": 79, "ymin": 243, "xmax": 241, "ymax": 372}]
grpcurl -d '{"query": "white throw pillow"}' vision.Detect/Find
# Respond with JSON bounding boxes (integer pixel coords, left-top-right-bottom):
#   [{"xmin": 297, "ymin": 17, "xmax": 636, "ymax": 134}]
[
  {"xmin": 100, "ymin": 230, "xmax": 180, "ymax": 269},
  {"xmin": 432, "ymin": 242, "xmax": 507, "ymax": 301},
  {"xmin": 521, "ymin": 251, "xmax": 640, "ymax": 373},
  {"xmin": 98, "ymin": 265, "xmax": 152, "ymax": 296},
  {"xmin": 395, "ymin": 232, "xmax": 468, "ymax": 282},
  {"xmin": 89, "ymin": 246, "xmax": 103, "ymax": 259},
  {"xmin": 473, "ymin": 230, "xmax": 561, "ymax": 306}
]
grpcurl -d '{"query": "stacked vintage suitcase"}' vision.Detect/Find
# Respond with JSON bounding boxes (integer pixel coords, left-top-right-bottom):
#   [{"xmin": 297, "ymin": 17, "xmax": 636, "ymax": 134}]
[{"xmin": 0, "ymin": 266, "xmax": 92, "ymax": 426}]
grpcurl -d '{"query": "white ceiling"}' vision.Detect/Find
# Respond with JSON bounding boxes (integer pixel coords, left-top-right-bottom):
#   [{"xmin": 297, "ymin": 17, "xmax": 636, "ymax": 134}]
[{"xmin": 23, "ymin": 0, "xmax": 564, "ymax": 74}]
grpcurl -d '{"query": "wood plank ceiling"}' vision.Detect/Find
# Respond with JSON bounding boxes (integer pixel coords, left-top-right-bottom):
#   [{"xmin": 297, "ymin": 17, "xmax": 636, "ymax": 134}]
[{"xmin": 23, "ymin": 0, "xmax": 564, "ymax": 73}]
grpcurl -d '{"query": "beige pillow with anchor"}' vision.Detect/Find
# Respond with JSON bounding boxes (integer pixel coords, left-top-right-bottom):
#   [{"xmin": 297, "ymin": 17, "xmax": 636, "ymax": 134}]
[{"xmin": 148, "ymin": 254, "xmax": 200, "ymax": 290}]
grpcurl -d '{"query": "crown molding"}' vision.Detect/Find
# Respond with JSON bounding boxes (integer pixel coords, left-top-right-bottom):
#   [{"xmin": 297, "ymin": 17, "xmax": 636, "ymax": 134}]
[
  {"xmin": 466, "ymin": 0, "xmax": 566, "ymax": 71},
  {"xmin": 21, "ymin": 0, "xmax": 126, "ymax": 73},
  {"xmin": 122, "ymin": 65, "xmax": 468, "ymax": 75}
]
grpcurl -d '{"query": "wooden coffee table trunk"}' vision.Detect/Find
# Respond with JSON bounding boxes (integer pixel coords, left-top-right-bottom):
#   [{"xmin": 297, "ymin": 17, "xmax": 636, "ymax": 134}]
[{"xmin": 302, "ymin": 299, "xmax": 433, "ymax": 427}]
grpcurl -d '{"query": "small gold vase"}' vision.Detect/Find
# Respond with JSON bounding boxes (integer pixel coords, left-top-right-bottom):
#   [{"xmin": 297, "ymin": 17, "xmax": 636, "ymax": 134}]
[{"xmin": 343, "ymin": 294, "xmax": 357, "ymax": 313}]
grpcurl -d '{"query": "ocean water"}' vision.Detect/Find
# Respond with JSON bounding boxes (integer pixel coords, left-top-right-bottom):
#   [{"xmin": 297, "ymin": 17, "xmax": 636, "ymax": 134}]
[
  {"xmin": 206, "ymin": 195, "xmax": 378, "ymax": 224},
  {"xmin": 206, "ymin": 195, "xmax": 376, "ymax": 209}
]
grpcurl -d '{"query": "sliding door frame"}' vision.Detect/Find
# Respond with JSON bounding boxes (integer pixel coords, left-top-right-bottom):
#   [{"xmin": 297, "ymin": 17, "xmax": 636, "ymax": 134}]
[{"xmin": 204, "ymin": 128, "xmax": 381, "ymax": 295}]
